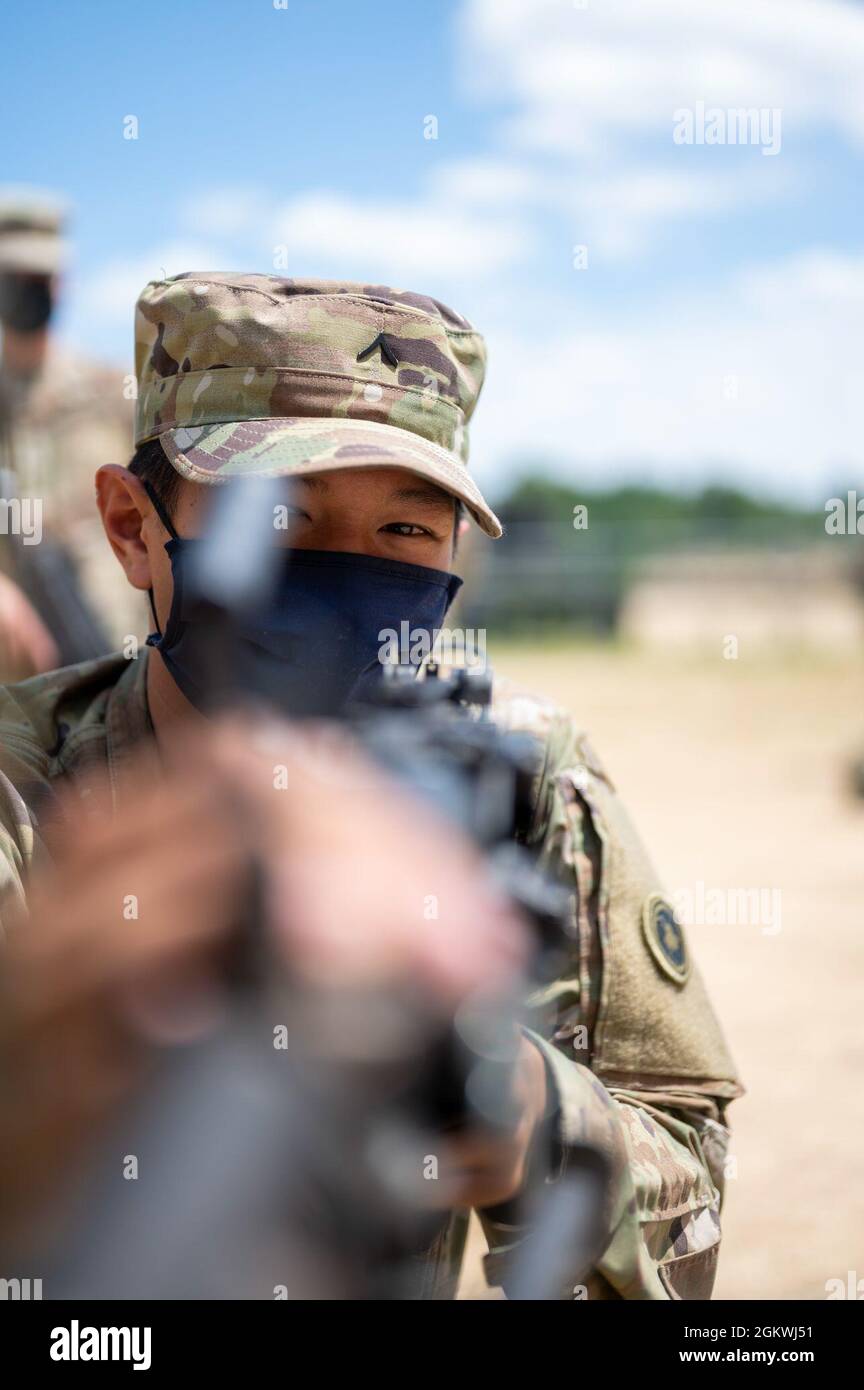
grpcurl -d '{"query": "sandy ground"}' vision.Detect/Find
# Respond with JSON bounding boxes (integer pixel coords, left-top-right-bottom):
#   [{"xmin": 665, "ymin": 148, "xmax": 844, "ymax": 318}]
[{"xmin": 458, "ymin": 640, "xmax": 864, "ymax": 1301}]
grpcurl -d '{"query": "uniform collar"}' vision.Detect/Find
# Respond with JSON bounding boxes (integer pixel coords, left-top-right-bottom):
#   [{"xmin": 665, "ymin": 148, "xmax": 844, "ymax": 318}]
[{"xmin": 105, "ymin": 647, "xmax": 159, "ymax": 812}]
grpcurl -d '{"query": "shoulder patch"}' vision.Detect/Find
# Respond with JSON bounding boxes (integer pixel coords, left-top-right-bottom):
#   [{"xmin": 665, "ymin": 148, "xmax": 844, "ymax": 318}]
[{"xmin": 641, "ymin": 893, "xmax": 690, "ymax": 985}]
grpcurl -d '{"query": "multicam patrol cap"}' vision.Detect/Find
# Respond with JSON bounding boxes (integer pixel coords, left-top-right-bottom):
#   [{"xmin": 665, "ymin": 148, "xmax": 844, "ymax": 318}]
[
  {"xmin": 0, "ymin": 189, "xmax": 67, "ymax": 274},
  {"xmin": 134, "ymin": 273, "xmax": 502, "ymax": 538}
]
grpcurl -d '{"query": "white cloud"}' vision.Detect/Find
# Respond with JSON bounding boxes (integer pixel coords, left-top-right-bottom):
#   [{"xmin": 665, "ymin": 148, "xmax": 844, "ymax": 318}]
[
  {"xmin": 65, "ymin": 181, "xmax": 535, "ymax": 354},
  {"xmin": 460, "ymin": 0, "xmax": 864, "ymax": 152},
  {"xmin": 446, "ymin": 0, "xmax": 861, "ymax": 495},
  {"xmin": 426, "ymin": 158, "xmax": 549, "ymax": 205},
  {"xmin": 738, "ymin": 248, "xmax": 864, "ymax": 309},
  {"xmin": 179, "ymin": 189, "xmax": 272, "ymax": 241},
  {"xmin": 58, "ymin": 1, "xmax": 862, "ymax": 498},
  {"xmin": 426, "ymin": 157, "xmax": 792, "ymax": 261},
  {"xmin": 73, "ymin": 241, "xmax": 227, "ymax": 322},
  {"xmin": 270, "ymin": 191, "xmax": 533, "ymax": 282},
  {"xmin": 469, "ymin": 248, "xmax": 863, "ymax": 502},
  {"xmin": 564, "ymin": 164, "xmax": 792, "ymax": 259}
]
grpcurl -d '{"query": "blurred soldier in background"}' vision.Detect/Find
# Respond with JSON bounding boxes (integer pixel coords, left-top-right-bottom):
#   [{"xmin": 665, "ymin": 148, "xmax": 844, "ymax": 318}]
[
  {"xmin": 0, "ymin": 189, "xmax": 146, "ymax": 679},
  {"xmin": 0, "ymin": 273, "xmax": 741, "ymax": 1299}
]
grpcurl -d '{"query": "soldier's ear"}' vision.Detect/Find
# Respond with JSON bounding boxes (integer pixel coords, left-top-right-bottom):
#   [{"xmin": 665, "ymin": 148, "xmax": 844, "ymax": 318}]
[
  {"xmin": 95, "ymin": 465, "xmax": 156, "ymax": 591},
  {"xmin": 452, "ymin": 515, "xmax": 470, "ymax": 557}
]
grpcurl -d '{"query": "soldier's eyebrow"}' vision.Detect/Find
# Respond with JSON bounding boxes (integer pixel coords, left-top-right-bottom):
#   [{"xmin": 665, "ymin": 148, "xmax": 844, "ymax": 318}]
[
  {"xmin": 388, "ymin": 484, "xmax": 455, "ymax": 514},
  {"xmin": 293, "ymin": 474, "xmax": 454, "ymax": 514}
]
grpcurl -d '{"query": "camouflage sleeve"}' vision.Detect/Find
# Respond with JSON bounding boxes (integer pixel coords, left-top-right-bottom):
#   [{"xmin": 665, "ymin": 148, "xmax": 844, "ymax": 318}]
[
  {"xmin": 478, "ymin": 687, "xmax": 737, "ymax": 1300},
  {"xmin": 478, "ymin": 1036, "xmax": 728, "ymax": 1299},
  {"xmin": 0, "ymin": 689, "xmax": 63, "ymax": 935},
  {"xmin": 0, "ymin": 767, "xmax": 36, "ymax": 937}
]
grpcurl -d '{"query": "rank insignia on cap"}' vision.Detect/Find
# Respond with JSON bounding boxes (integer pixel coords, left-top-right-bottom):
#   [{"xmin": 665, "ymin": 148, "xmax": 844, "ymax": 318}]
[{"xmin": 641, "ymin": 894, "xmax": 690, "ymax": 985}]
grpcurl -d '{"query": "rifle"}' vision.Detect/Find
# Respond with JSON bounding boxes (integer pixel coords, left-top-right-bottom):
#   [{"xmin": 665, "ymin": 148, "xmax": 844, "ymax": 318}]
[{"xmin": 10, "ymin": 480, "xmax": 610, "ymax": 1299}]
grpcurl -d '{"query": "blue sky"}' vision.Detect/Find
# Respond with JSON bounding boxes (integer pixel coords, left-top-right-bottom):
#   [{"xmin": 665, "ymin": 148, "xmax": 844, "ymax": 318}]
[{"xmin": 3, "ymin": 0, "xmax": 862, "ymax": 503}]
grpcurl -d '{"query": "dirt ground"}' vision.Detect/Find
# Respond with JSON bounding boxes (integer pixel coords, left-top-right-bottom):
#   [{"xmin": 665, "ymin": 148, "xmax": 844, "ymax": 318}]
[{"xmin": 458, "ymin": 640, "xmax": 864, "ymax": 1300}]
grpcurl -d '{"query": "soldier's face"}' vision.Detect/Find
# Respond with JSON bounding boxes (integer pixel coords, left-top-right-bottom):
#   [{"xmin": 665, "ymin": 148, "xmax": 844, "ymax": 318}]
[
  {"xmin": 167, "ymin": 466, "xmax": 460, "ymax": 570},
  {"xmin": 98, "ymin": 463, "xmax": 466, "ymax": 657}
]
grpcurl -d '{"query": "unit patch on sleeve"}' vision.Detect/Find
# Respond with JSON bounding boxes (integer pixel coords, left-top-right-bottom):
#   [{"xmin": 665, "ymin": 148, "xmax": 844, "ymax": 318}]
[{"xmin": 641, "ymin": 893, "xmax": 690, "ymax": 985}]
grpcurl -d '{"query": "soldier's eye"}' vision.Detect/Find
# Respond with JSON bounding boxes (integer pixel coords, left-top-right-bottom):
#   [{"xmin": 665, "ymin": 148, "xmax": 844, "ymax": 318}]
[{"xmin": 381, "ymin": 522, "xmax": 432, "ymax": 538}]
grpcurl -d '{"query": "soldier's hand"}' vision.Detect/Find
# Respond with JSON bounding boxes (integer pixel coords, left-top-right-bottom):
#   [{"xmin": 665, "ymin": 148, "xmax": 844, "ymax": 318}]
[
  {"xmin": 0, "ymin": 744, "xmax": 256, "ymax": 1241},
  {"xmin": 0, "ymin": 718, "xmax": 543, "ymax": 1237},
  {"xmin": 0, "ymin": 571, "xmax": 60, "ymax": 678},
  {"xmin": 210, "ymin": 719, "xmax": 528, "ymax": 1004},
  {"xmin": 427, "ymin": 1035, "xmax": 550, "ymax": 1211}
]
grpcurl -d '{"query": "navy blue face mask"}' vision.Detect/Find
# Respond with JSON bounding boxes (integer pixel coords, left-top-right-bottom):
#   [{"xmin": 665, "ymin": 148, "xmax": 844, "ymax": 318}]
[
  {"xmin": 0, "ymin": 274, "xmax": 54, "ymax": 334},
  {"xmin": 144, "ymin": 485, "xmax": 463, "ymax": 717}
]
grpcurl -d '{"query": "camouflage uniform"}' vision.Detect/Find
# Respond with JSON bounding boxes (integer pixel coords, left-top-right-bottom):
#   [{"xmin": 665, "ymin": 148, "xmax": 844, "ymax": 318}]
[
  {"xmin": 0, "ymin": 652, "xmax": 741, "ymax": 1299},
  {"xmin": 0, "ymin": 273, "xmax": 742, "ymax": 1298},
  {"xmin": 0, "ymin": 192, "xmax": 148, "ymax": 666},
  {"xmin": 0, "ymin": 347, "xmax": 146, "ymax": 649},
  {"xmin": 133, "ymin": 273, "xmax": 501, "ymax": 537}
]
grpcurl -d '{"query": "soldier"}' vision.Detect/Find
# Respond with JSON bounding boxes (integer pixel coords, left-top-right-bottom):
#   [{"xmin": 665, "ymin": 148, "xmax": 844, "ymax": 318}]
[
  {"xmin": 0, "ymin": 189, "xmax": 147, "ymax": 678},
  {"xmin": 0, "ymin": 273, "xmax": 741, "ymax": 1299}
]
